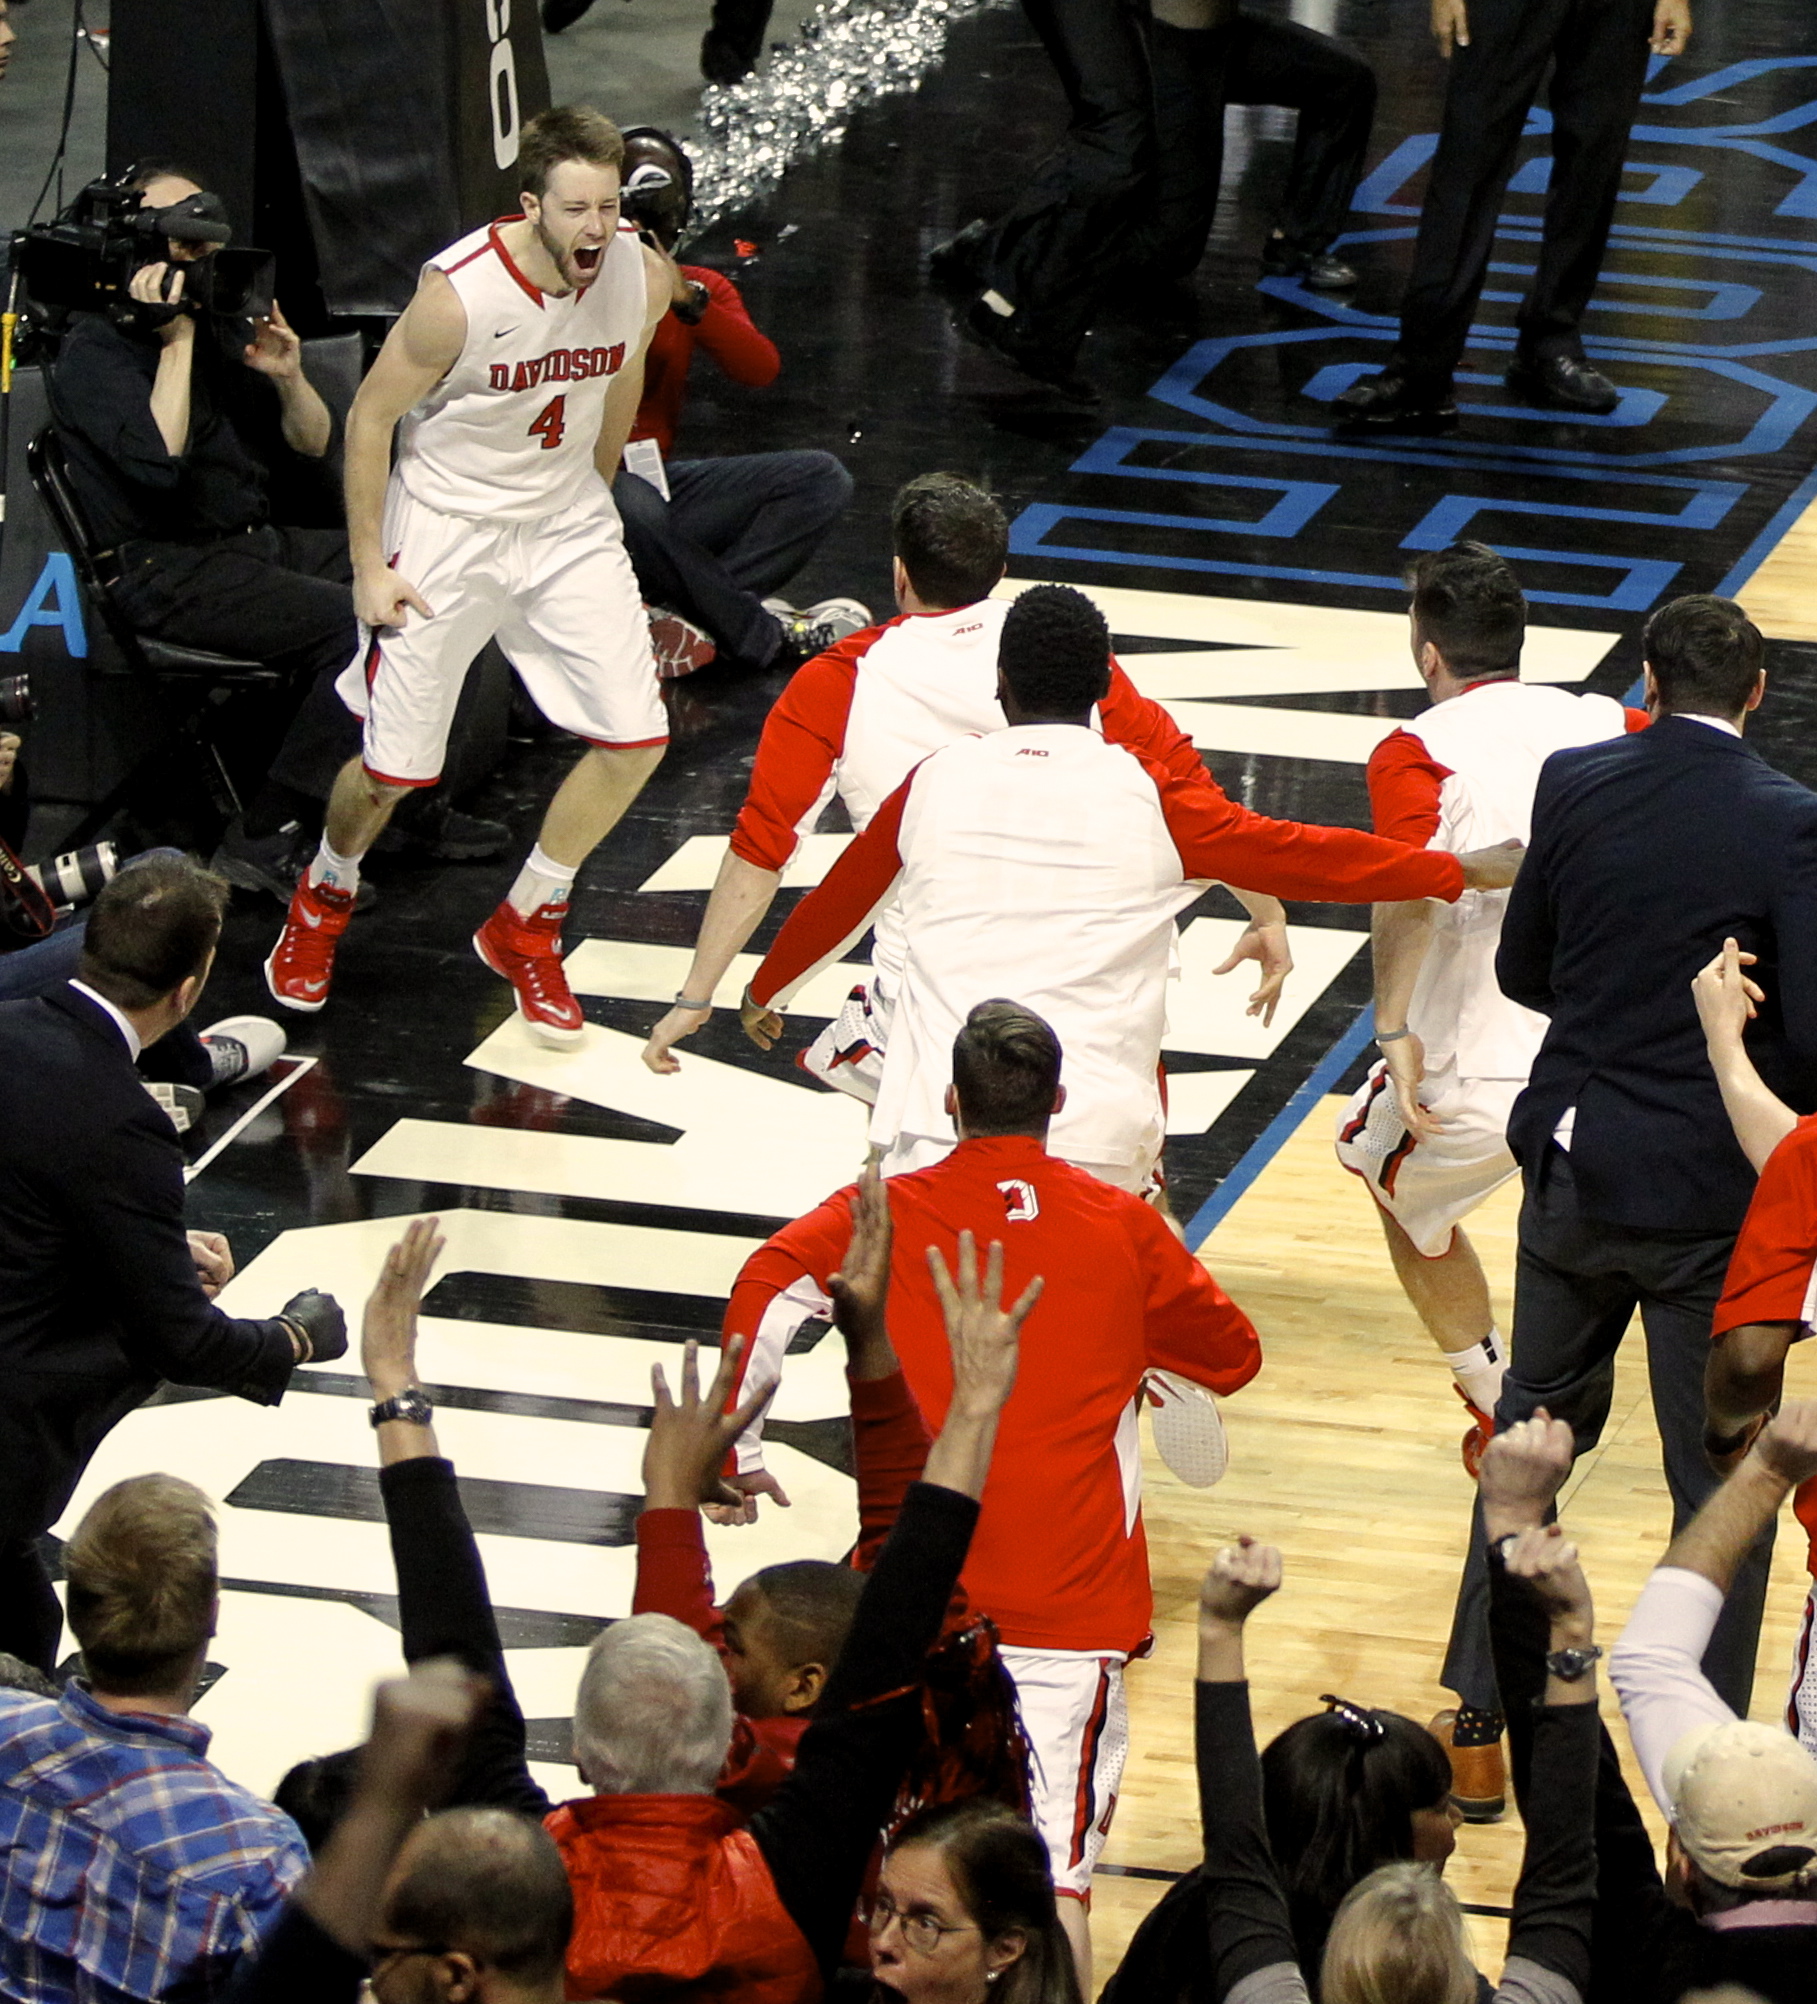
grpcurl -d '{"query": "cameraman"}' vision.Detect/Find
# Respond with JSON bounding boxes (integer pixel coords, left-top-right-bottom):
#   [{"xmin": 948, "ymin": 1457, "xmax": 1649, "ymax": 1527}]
[
  {"xmin": 614, "ymin": 130, "xmax": 867, "ymax": 678},
  {"xmin": 0, "ymin": 853, "xmax": 346, "ymax": 1676},
  {"xmin": 47, "ymin": 165, "xmax": 364, "ymax": 888}
]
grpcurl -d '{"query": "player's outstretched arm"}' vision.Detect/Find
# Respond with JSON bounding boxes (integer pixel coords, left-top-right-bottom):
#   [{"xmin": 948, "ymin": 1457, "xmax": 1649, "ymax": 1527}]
[
  {"xmin": 594, "ymin": 242, "xmax": 670, "ymax": 484},
  {"xmin": 643, "ymin": 850, "xmax": 783, "ymax": 1072},
  {"xmin": 346, "ymin": 268, "xmax": 466, "ymax": 630}
]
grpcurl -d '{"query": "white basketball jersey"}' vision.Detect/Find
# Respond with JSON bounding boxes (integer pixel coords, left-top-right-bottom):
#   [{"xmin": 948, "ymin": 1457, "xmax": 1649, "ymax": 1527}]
[
  {"xmin": 396, "ymin": 218, "xmax": 646, "ymax": 522},
  {"xmin": 1407, "ymin": 680, "xmax": 1628, "ymax": 1078}
]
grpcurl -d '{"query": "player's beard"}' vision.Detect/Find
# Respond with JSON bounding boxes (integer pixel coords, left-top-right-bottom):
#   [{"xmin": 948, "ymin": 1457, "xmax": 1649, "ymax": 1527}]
[{"xmin": 537, "ymin": 217, "xmax": 602, "ymax": 290}]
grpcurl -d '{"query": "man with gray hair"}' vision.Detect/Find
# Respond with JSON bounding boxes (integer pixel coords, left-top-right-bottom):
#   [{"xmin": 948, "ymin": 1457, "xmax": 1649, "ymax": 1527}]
[{"xmin": 571, "ymin": 1611, "xmax": 732, "ymax": 1795}]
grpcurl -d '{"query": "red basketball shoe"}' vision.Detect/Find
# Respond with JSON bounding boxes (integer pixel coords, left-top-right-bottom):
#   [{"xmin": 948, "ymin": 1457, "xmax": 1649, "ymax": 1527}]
[
  {"xmin": 264, "ymin": 875, "xmax": 357, "ymax": 1012},
  {"xmin": 473, "ymin": 898, "xmax": 586, "ymax": 1047}
]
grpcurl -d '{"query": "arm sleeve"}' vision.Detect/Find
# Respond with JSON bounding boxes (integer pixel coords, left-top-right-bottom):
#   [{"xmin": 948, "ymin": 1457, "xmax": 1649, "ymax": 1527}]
[
  {"xmin": 721, "ymin": 1195, "xmax": 854, "ymax": 1471},
  {"xmin": 686, "ymin": 268, "xmax": 782, "ymax": 386},
  {"xmin": 1098, "ymin": 661, "xmax": 1209, "ymax": 786},
  {"xmin": 77, "ymin": 1107, "xmax": 295, "ymax": 1402},
  {"xmin": 1494, "ymin": 764, "xmax": 1561, "ymax": 1013},
  {"xmin": 1365, "ymin": 731, "xmax": 1448, "ymax": 846},
  {"xmin": 1194, "ymin": 1680, "xmax": 1308, "ymax": 2001},
  {"xmin": 850, "ymin": 1369, "xmax": 933, "ymax": 1570},
  {"xmin": 752, "ymin": 1481, "xmax": 981, "ymax": 1973},
  {"xmin": 53, "ymin": 324, "xmax": 187, "ymax": 488},
  {"xmin": 1136, "ymin": 1209, "xmax": 1263, "ymax": 1395},
  {"xmin": 1150, "ymin": 757, "xmax": 1466, "ymax": 905},
  {"xmin": 749, "ymin": 779, "xmax": 908, "ymax": 1007},
  {"xmin": 377, "ymin": 1456, "xmax": 551, "ymax": 1817},
  {"xmin": 1498, "ymin": 1700, "xmax": 1600, "ymax": 2004},
  {"xmin": 1608, "ymin": 1566, "xmax": 1734, "ymax": 1817},
  {"xmin": 221, "ymin": 1904, "xmax": 369, "ymax": 2004},
  {"xmin": 631, "ymin": 1508, "xmax": 725, "ymax": 1649},
  {"xmin": 728, "ymin": 642, "xmax": 868, "ymax": 871}
]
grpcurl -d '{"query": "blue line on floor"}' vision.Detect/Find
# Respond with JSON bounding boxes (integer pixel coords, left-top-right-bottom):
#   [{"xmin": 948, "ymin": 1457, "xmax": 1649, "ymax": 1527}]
[{"xmin": 1186, "ymin": 1006, "xmax": 1377, "ymax": 1248}]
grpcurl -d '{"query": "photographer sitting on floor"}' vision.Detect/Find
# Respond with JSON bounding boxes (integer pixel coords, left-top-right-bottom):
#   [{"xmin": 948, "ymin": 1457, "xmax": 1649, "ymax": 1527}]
[{"xmin": 613, "ymin": 129, "xmax": 868, "ymax": 679}]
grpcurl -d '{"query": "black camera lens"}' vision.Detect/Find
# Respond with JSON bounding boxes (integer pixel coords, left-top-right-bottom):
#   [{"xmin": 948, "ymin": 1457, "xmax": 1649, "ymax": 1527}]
[{"xmin": 0, "ymin": 674, "xmax": 34, "ymax": 725}]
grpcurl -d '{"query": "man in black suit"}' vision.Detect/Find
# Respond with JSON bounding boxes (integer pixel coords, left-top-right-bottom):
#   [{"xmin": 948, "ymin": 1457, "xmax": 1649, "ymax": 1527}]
[
  {"xmin": 0, "ymin": 854, "xmax": 345, "ymax": 1674},
  {"xmin": 1437, "ymin": 596, "xmax": 1817, "ymax": 1811}
]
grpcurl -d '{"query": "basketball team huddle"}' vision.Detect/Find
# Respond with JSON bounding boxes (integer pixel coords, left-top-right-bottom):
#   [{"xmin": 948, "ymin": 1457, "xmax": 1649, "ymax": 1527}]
[{"xmin": 253, "ymin": 100, "xmax": 1817, "ymax": 1958}]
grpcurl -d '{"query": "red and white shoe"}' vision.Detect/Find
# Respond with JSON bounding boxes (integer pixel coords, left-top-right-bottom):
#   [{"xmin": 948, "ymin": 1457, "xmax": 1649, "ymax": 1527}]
[
  {"xmin": 647, "ymin": 605, "xmax": 717, "ymax": 680},
  {"xmin": 264, "ymin": 875, "xmax": 357, "ymax": 1012},
  {"xmin": 1456, "ymin": 1383, "xmax": 1495, "ymax": 1479},
  {"xmin": 473, "ymin": 898, "xmax": 586, "ymax": 1047}
]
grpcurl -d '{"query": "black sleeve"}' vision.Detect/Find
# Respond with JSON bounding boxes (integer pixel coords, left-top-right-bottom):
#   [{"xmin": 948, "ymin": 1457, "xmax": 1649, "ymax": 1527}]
[
  {"xmin": 1495, "ymin": 765, "xmax": 1561, "ymax": 1015},
  {"xmin": 377, "ymin": 1455, "xmax": 550, "ymax": 1818},
  {"xmin": 1770, "ymin": 805, "xmax": 1817, "ymax": 1064},
  {"xmin": 52, "ymin": 317, "xmax": 188, "ymax": 489},
  {"xmin": 1500, "ymin": 1698, "xmax": 1599, "ymax": 1996},
  {"xmin": 751, "ymin": 1480, "xmax": 979, "ymax": 1974},
  {"xmin": 220, "ymin": 1903, "xmax": 367, "ymax": 2004},
  {"xmin": 1194, "ymin": 1681, "xmax": 1307, "ymax": 1998},
  {"xmin": 78, "ymin": 1098, "xmax": 295, "ymax": 1401}
]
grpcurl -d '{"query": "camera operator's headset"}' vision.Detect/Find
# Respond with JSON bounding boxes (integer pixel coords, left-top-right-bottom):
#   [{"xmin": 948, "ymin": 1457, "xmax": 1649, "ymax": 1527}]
[{"xmin": 619, "ymin": 130, "xmax": 695, "ymax": 252}]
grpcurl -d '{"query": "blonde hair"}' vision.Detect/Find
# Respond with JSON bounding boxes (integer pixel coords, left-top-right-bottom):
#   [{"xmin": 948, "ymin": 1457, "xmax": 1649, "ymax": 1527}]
[
  {"xmin": 1320, "ymin": 1862, "xmax": 1475, "ymax": 2004},
  {"xmin": 64, "ymin": 1475, "xmax": 218, "ymax": 1695}
]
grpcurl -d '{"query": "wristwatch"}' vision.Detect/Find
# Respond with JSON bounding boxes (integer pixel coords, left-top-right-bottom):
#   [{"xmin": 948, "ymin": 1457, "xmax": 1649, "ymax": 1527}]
[
  {"xmin": 369, "ymin": 1387, "xmax": 434, "ymax": 1429},
  {"xmin": 672, "ymin": 279, "xmax": 710, "ymax": 325},
  {"xmin": 1544, "ymin": 1643, "xmax": 1602, "ymax": 1682}
]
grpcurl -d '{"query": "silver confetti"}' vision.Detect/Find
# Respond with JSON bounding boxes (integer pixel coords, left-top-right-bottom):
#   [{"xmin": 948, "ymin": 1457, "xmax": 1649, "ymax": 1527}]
[{"xmin": 685, "ymin": 0, "xmax": 1013, "ymax": 237}]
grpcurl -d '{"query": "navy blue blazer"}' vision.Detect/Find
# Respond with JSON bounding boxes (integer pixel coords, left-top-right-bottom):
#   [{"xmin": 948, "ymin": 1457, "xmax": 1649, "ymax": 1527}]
[
  {"xmin": 1498, "ymin": 714, "xmax": 1817, "ymax": 1234},
  {"xmin": 0, "ymin": 985, "xmax": 296, "ymax": 1539}
]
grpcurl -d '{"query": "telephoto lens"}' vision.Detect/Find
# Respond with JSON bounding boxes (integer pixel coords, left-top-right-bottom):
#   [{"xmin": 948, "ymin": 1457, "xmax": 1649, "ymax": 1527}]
[
  {"xmin": 0, "ymin": 674, "xmax": 34, "ymax": 725},
  {"xmin": 23, "ymin": 841, "xmax": 119, "ymax": 909}
]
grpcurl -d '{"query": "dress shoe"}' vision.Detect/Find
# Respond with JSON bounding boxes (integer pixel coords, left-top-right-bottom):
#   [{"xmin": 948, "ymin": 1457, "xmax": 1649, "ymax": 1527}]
[
  {"xmin": 956, "ymin": 299, "xmax": 1100, "ymax": 405},
  {"xmin": 1260, "ymin": 236, "xmax": 1358, "ymax": 291},
  {"xmin": 1455, "ymin": 1382, "xmax": 1494, "ymax": 1479},
  {"xmin": 929, "ymin": 221, "xmax": 992, "ymax": 297},
  {"xmin": 1504, "ymin": 352, "xmax": 1619, "ymax": 415},
  {"xmin": 1331, "ymin": 367, "xmax": 1457, "ymax": 431},
  {"xmin": 1429, "ymin": 1707, "xmax": 1506, "ymax": 1822}
]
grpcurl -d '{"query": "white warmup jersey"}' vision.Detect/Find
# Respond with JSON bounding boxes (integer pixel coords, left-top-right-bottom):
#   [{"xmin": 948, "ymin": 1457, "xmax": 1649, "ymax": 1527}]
[
  {"xmin": 398, "ymin": 218, "xmax": 647, "ymax": 521},
  {"xmin": 1396, "ymin": 682, "xmax": 1629, "ymax": 1079}
]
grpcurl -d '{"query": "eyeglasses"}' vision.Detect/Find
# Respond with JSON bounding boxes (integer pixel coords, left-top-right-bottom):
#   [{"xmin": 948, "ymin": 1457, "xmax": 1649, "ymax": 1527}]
[{"xmin": 865, "ymin": 1890, "xmax": 982, "ymax": 1956}]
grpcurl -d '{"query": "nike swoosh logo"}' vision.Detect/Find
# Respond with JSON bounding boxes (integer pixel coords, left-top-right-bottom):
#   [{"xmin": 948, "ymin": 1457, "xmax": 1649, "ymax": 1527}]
[
  {"xmin": 299, "ymin": 908, "xmax": 324, "ymax": 928},
  {"xmin": 494, "ymin": 327, "xmax": 517, "ymax": 339},
  {"xmin": 297, "ymin": 977, "xmax": 327, "ymax": 996}
]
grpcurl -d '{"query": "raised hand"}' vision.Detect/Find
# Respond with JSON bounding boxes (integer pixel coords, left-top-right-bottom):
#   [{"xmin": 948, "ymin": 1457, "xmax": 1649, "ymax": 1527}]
[
  {"xmin": 359, "ymin": 1657, "xmax": 490, "ymax": 1811},
  {"xmin": 362, "ymin": 1217, "xmax": 445, "ymax": 1398},
  {"xmin": 242, "ymin": 299, "xmax": 304, "ymax": 380},
  {"xmin": 827, "ymin": 1166, "xmax": 894, "ymax": 1371},
  {"xmin": 927, "ymin": 1230, "xmax": 1041, "ymax": 1420},
  {"xmin": 1199, "ymin": 1535, "xmax": 1283, "ymax": 1627},
  {"xmin": 1502, "ymin": 1523, "xmax": 1594, "ymax": 1635},
  {"xmin": 643, "ymin": 1336, "xmax": 775, "ymax": 1512},
  {"xmin": 1692, "ymin": 937, "xmax": 1763, "ymax": 1051},
  {"xmin": 1479, "ymin": 1410, "xmax": 1575, "ymax": 1538}
]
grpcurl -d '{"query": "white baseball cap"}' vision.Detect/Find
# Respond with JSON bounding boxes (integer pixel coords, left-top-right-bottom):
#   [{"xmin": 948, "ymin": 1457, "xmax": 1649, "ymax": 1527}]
[{"xmin": 1662, "ymin": 1719, "xmax": 1817, "ymax": 1891}]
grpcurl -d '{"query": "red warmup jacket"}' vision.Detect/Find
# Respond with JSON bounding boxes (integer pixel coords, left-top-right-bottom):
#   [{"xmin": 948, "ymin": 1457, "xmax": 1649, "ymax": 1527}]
[
  {"xmin": 630, "ymin": 264, "xmax": 779, "ymax": 457},
  {"xmin": 550, "ymin": 1794, "xmax": 821, "ymax": 2004},
  {"xmin": 632, "ymin": 1367, "xmax": 934, "ymax": 1814}
]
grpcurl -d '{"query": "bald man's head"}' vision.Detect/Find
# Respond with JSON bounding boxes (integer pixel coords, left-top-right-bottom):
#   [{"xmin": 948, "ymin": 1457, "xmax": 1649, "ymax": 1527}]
[{"xmin": 381, "ymin": 1807, "xmax": 573, "ymax": 1994}]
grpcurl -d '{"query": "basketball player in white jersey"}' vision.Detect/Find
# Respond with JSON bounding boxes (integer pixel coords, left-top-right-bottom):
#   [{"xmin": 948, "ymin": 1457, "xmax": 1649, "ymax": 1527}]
[
  {"xmin": 1335, "ymin": 543, "xmax": 1644, "ymax": 1462},
  {"xmin": 639, "ymin": 472, "xmax": 1295, "ymax": 1086},
  {"xmin": 264, "ymin": 106, "xmax": 669, "ymax": 1044}
]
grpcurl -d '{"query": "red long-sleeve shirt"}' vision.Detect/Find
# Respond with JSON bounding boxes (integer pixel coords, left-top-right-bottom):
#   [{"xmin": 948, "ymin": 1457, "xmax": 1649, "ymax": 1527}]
[{"xmin": 629, "ymin": 265, "xmax": 780, "ymax": 457}]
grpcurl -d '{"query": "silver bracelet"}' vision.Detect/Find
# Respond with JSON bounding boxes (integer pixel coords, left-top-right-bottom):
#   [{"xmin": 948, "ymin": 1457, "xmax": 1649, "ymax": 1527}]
[
  {"xmin": 674, "ymin": 991, "xmax": 714, "ymax": 1010},
  {"xmin": 1374, "ymin": 1026, "xmax": 1413, "ymax": 1044}
]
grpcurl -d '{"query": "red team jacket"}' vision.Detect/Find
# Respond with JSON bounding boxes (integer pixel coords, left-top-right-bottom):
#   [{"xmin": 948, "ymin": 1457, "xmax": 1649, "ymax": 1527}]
[
  {"xmin": 629, "ymin": 265, "xmax": 780, "ymax": 457},
  {"xmin": 724, "ymin": 1136, "xmax": 1263, "ymax": 1655}
]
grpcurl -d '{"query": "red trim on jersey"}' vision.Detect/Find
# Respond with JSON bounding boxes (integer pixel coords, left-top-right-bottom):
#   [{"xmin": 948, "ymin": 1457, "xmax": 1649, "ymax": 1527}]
[
  {"xmin": 582, "ymin": 733, "xmax": 670, "ymax": 751},
  {"xmin": 362, "ymin": 763, "xmax": 439, "ymax": 789},
  {"xmin": 443, "ymin": 241, "xmax": 493, "ymax": 276},
  {"xmin": 730, "ymin": 619, "xmax": 896, "ymax": 872},
  {"xmin": 1366, "ymin": 728, "xmax": 1452, "ymax": 847},
  {"xmin": 486, "ymin": 218, "xmax": 547, "ymax": 307},
  {"xmin": 1068, "ymin": 1664, "xmax": 1114, "ymax": 1868},
  {"xmin": 362, "ymin": 631, "xmax": 384, "ymax": 692},
  {"xmin": 1377, "ymin": 1124, "xmax": 1420, "ymax": 1197},
  {"xmin": 1338, "ymin": 1067, "xmax": 1389, "ymax": 1145}
]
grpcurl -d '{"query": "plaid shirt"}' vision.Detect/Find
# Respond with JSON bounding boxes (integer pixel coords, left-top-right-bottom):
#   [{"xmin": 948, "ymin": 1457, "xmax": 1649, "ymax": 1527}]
[{"xmin": 0, "ymin": 1682, "xmax": 308, "ymax": 2004}]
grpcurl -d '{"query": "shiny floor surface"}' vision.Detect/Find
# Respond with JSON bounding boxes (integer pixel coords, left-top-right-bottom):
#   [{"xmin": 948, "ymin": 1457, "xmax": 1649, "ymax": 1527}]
[{"xmin": 39, "ymin": 0, "xmax": 1817, "ymax": 1917}]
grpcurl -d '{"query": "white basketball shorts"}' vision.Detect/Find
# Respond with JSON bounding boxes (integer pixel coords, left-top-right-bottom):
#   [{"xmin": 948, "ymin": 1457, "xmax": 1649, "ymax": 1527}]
[
  {"xmin": 336, "ymin": 481, "xmax": 667, "ymax": 787},
  {"xmin": 999, "ymin": 1646, "xmax": 1129, "ymax": 1902},
  {"xmin": 1334, "ymin": 1059, "xmax": 1521, "ymax": 1257}
]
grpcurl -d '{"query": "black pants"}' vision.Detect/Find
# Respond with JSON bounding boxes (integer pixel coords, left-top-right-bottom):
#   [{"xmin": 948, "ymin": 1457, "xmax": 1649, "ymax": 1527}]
[
  {"xmin": 1443, "ymin": 1147, "xmax": 1774, "ymax": 1719},
  {"xmin": 612, "ymin": 452, "xmax": 853, "ymax": 667},
  {"xmin": 0, "ymin": 1534, "xmax": 64, "ymax": 1676},
  {"xmin": 1145, "ymin": 13, "xmax": 1377, "ymax": 279},
  {"xmin": 110, "ymin": 524, "xmax": 362, "ymax": 805},
  {"xmin": 1395, "ymin": 0, "xmax": 1654, "ymax": 381}
]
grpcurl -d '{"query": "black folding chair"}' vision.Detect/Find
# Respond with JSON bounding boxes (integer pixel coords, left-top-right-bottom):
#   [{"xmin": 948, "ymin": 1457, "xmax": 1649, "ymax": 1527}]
[{"xmin": 28, "ymin": 426, "xmax": 283, "ymax": 845}]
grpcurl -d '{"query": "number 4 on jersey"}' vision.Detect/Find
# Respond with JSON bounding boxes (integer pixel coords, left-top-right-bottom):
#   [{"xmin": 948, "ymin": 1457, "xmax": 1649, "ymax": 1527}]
[{"xmin": 529, "ymin": 395, "xmax": 566, "ymax": 451}]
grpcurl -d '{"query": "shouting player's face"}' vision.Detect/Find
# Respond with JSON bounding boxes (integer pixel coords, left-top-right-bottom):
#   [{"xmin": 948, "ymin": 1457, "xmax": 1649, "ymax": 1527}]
[{"xmin": 524, "ymin": 158, "xmax": 622, "ymax": 291}]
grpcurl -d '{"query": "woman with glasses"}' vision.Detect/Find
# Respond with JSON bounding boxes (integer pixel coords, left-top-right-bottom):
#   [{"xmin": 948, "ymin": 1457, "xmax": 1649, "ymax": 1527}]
[{"xmin": 867, "ymin": 1800, "xmax": 1083, "ymax": 2003}]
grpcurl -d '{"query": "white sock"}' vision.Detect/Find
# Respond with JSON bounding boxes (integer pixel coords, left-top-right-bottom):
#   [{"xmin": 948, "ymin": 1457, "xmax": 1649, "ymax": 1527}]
[
  {"xmin": 508, "ymin": 843, "xmax": 578, "ymax": 918},
  {"xmin": 307, "ymin": 838, "xmax": 362, "ymax": 895},
  {"xmin": 1447, "ymin": 1328, "xmax": 1506, "ymax": 1415}
]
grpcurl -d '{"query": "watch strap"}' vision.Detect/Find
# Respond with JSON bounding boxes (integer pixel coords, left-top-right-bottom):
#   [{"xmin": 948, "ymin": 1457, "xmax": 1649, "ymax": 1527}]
[{"xmin": 369, "ymin": 1388, "xmax": 433, "ymax": 1429}]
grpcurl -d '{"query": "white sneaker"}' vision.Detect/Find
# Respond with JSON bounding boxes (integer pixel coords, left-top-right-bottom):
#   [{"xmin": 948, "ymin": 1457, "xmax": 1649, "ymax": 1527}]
[
  {"xmin": 764, "ymin": 596, "xmax": 873, "ymax": 662},
  {"xmin": 200, "ymin": 1015, "xmax": 288, "ymax": 1089},
  {"xmin": 1144, "ymin": 1369, "xmax": 1229, "ymax": 1487},
  {"xmin": 143, "ymin": 1079, "xmax": 204, "ymax": 1134},
  {"xmin": 797, "ymin": 984, "xmax": 887, "ymax": 1105}
]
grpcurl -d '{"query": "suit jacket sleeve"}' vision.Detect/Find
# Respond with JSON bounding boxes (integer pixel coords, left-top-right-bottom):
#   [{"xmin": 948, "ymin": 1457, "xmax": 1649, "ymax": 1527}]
[
  {"xmin": 1495, "ymin": 760, "xmax": 1561, "ymax": 1014},
  {"xmin": 1771, "ymin": 806, "xmax": 1817, "ymax": 1062},
  {"xmin": 76, "ymin": 1095, "xmax": 295, "ymax": 1401}
]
